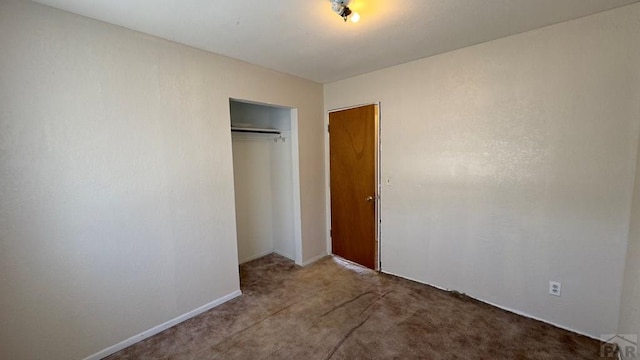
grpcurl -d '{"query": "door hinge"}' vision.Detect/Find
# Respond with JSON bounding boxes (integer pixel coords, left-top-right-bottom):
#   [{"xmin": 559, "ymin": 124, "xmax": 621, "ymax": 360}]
[
  {"xmin": 330, "ymin": 229, "xmax": 333, "ymax": 238},
  {"xmin": 327, "ymin": 124, "xmax": 330, "ymax": 133}
]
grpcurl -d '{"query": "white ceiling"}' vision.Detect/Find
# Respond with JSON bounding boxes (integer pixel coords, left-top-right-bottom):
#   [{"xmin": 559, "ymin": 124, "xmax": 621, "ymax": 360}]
[{"xmin": 33, "ymin": 0, "xmax": 639, "ymax": 83}]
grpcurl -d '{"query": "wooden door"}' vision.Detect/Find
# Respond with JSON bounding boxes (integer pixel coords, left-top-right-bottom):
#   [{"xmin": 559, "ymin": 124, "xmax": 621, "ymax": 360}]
[{"xmin": 329, "ymin": 104, "xmax": 377, "ymax": 269}]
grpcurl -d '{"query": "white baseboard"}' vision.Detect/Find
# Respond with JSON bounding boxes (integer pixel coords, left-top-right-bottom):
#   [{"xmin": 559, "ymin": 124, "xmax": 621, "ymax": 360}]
[
  {"xmin": 241, "ymin": 250, "xmax": 297, "ymax": 264},
  {"xmin": 472, "ymin": 296, "xmax": 601, "ymax": 341},
  {"xmin": 82, "ymin": 290, "xmax": 242, "ymax": 360},
  {"xmin": 239, "ymin": 249, "xmax": 274, "ymax": 264},
  {"xmin": 381, "ymin": 270, "xmax": 450, "ymax": 291},
  {"xmin": 380, "ymin": 269, "xmax": 601, "ymax": 341},
  {"xmin": 273, "ymin": 249, "xmax": 295, "ymax": 261},
  {"xmin": 302, "ymin": 253, "xmax": 328, "ymax": 267}
]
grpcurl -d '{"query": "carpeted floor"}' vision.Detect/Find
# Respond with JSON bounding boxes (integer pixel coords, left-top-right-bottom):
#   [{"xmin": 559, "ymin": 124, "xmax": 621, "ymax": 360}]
[{"xmin": 106, "ymin": 254, "xmax": 608, "ymax": 359}]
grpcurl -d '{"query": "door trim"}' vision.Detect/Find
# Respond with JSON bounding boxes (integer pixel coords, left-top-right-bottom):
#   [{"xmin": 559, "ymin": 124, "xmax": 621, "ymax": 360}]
[{"xmin": 325, "ymin": 102, "xmax": 381, "ymax": 270}]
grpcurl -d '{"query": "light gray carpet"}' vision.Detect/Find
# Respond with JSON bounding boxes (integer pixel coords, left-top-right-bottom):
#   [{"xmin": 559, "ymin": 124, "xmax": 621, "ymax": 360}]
[{"xmin": 106, "ymin": 254, "xmax": 607, "ymax": 359}]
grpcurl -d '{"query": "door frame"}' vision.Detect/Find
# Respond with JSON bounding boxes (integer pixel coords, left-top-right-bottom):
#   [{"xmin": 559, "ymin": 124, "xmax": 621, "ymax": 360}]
[{"xmin": 325, "ymin": 102, "xmax": 381, "ymax": 270}]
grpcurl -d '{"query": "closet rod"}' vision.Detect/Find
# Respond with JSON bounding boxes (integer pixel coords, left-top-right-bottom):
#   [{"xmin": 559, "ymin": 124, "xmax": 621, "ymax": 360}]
[{"xmin": 231, "ymin": 127, "xmax": 281, "ymax": 135}]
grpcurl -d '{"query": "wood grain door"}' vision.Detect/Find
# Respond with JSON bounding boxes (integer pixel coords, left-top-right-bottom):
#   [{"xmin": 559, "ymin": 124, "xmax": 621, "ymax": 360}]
[{"xmin": 329, "ymin": 104, "xmax": 377, "ymax": 269}]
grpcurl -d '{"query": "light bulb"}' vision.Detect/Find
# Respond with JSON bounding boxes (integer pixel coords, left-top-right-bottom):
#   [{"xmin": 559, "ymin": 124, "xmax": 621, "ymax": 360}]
[{"xmin": 350, "ymin": 11, "xmax": 360, "ymax": 23}]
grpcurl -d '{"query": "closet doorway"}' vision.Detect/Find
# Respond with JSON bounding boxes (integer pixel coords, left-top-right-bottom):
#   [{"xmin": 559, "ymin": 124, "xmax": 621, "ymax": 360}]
[{"xmin": 229, "ymin": 99, "xmax": 303, "ymax": 266}]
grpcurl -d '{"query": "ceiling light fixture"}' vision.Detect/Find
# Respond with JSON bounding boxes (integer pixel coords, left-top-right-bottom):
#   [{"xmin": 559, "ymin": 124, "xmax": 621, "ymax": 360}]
[{"xmin": 331, "ymin": 0, "xmax": 360, "ymax": 23}]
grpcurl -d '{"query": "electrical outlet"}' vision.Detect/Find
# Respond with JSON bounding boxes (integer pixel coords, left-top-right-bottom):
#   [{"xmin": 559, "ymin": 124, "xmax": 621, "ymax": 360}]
[{"xmin": 549, "ymin": 281, "xmax": 562, "ymax": 297}]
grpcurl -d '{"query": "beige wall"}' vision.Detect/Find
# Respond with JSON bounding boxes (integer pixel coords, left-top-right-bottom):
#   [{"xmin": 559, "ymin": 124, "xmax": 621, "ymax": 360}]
[
  {"xmin": 232, "ymin": 137, "xmax": 276, "ymax": 262},
  {"xmin": 619, "ymin": 137, "xmax": 640, "ymax": 353},
  {"xmin": 2, "ymin": 0, "xmax": 639, "ymax": 358},
  {"xmin": 232, "ymin": 131, "xmax": 297, "ymax": 263},
  {"xmin": 0, "ymin": 1, "xmax": 325, "ymax": 359},
  {"xmin": 325, "ymin": 3, "xmax": 640, "ymax": 337}
]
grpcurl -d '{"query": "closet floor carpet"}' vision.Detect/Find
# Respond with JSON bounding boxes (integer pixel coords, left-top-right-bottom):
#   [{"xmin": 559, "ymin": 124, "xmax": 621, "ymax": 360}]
[{"xmin": 106, "ymin": 254, "xmax": 608, "ymax": 360}]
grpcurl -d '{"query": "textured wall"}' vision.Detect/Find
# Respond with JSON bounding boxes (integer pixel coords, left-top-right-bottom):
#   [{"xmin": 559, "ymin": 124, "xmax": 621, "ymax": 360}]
[
  {"xmin": 231, "ymin": 131, "xmax": 297, "ymax": 263},
  {"xmin": 270, "ymin": 130, "xmax": 297, "ymax": 260},
  {"xmin": 618, "ymin": 135, "xmax": 640, "ymax": 353},
  {"xmin": 232, "ymin": 137, "xmax": 275, "ymax": 262},
  {"xmin": 325, "ymin": 4, "xmax": 640, "ymax": 337},
  {"xmin": 0, "ymin": 1, "xmax": 324, "ymax": 359}
]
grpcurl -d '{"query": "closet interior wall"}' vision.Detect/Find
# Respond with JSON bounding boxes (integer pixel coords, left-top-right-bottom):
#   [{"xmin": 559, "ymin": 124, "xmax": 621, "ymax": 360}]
[{"xmin": 230, "ymin": 100, "xmax": 296, "ymax": 263}]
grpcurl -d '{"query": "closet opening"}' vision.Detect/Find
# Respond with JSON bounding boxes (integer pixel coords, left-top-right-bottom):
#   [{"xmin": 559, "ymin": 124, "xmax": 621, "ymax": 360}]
[{"xmin": 229, "ymin": 99, "xmax": 303, "ymax": 266}]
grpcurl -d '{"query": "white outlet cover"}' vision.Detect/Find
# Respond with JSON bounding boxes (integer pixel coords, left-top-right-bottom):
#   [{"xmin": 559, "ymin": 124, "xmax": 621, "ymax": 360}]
[{"xmin": 549, "ymin": 281, "xmax": 562, "ymax": 296}]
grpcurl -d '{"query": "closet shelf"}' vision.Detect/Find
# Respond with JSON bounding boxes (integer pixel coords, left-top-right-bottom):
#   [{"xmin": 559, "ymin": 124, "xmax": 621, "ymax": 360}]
[{"xmin": 231, "ymin": 127, "xmax": 281, "ymax": 135}]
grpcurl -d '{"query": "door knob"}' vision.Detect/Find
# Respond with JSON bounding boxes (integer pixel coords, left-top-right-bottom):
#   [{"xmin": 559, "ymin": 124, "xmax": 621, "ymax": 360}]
[{"xmin": 366, "ymin": 196, "xmax": 375, "ymax": 202}]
